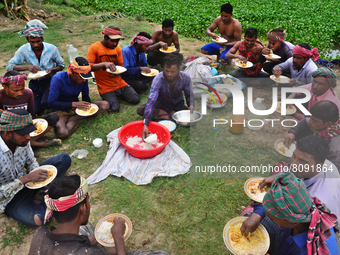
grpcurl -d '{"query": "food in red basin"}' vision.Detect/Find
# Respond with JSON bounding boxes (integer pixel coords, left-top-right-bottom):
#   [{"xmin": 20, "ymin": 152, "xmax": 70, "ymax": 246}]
[{"xmin": 118, "ymin": 121, "xmax": 171, "ymax": 158}]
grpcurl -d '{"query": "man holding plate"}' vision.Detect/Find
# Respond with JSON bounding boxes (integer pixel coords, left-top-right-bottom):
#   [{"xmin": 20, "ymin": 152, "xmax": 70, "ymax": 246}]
[
  {"xmin": 29, "ymin": 174, "xmax": 170, "ymax": 255},
  {"xmin": 0, "ymin": 71, "xmax": 60, "ymax": 148},
  {"xmin": 201, "ymin": 3, "xmax": 242, "ymax": 63},
  {"xmin": 49, "ymin": 57, "xmax": 109, "ymax": 139},
  {"xmin": 121, "ymin": 32, "xmax": 158, "ymax": 94},
  {"xmin": 147, "ymin": 19, "xmax": 182, "ymax": 67},
  {"xmin": 0, "ymin": 109, "xmax": 71, "ymax": 226},
  {"xmin": 6, "ymin": 21, "xmax": 65, "ymax": 115},
  {"xmin": 262, "ymin": 28, "xmax": 294, "ymax": 75},
  {"xmin": 87, "ymin": 25, "xmax": 140, "ymax": 113}
]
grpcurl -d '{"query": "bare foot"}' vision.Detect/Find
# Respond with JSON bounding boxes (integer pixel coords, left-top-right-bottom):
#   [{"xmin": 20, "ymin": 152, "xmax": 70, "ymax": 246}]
[{"xmin": 34, "ymin": 214, "xmax": 42, "ymax": 226}]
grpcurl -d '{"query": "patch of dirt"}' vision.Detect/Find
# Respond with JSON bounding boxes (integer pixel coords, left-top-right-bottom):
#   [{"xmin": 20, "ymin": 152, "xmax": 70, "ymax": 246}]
[{"xmin": 0, "ymin": 7, "xmax": 63, "ymax": 33}]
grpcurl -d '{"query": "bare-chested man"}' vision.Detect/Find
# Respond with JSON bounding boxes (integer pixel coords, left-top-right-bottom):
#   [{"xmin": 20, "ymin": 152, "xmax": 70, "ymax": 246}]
[
  {"xmin": 147, "ymin": 19, "xmax": 182, "ymax": 66},
  {"xmin": 201, "ymin": 3, "xmax": 242, "ymax": 62},
  {"xmin": 225, "ymin": 28, "xmax": 269, "ymax": 83}
]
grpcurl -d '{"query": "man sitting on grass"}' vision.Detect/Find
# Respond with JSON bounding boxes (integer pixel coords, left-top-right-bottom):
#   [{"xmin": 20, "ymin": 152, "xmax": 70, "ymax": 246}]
[
  {"xmin": 284, "ymin": 100, "xmax": 340, "ymax": 171},
  {"xmin": 201, "ymin": 3, "xmax": 242, "ymax": 63},
  {"xmin": 137, "ymin": 54, "xmax": 194, "ymax": 138},
  {"xmin": 121, "ymin": 32, "xmax": 156, "ymax": 94},
  {"xmin": 240, "ymin": 136, "xmax": 340, "ymax": 254},
  {"xmin": 0, "ymin": 109, "xmax": 71, "ymax": 227},
  {"xmin": 287, "ymin": 67, "xmax": 340, "ymax": 120},
  {"xmin": 48, "ymin": 57, "xmax": 109, "ymax": 139},
  {"xmin": 6, "ymin": 22, "xmax": 64, "ymax": 115},
  {"xmin": 225, "ymin": 28, "xmax": 269, "ymax": 83},
  {"xmin": 273, "ymin": 43, "xmax": 318, "ymax": 86},
  {"xmin": 147, "ymin": 19, "xmax": 182, "ymax": 67},
  {"xmin": 0, "ymin": 71, "xmax": 60, "ymax": 148},
  {"xmin": 87, "ymin": 25, "xmax": 140, "ymax": 112},
  {"xmin": 262, "ymin": 28, "xmax": 294, "ymax": 75},
  {"xmin": 263, "ymin": 172, "xmax": 340, "ymax": 255},
  {"xmin": 29, "ymin": 174, "xmax": 170, "ymax": 255}
]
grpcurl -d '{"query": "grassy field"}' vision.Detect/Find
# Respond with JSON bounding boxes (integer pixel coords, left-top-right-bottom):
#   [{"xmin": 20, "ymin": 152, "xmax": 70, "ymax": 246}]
[
  {"xmin": 73, "ymin": 0, "xmax": 340, "ymax": 58},
  {"xmin": 0, "ymin": 13, "xmax": 334, "ymax": 254}
]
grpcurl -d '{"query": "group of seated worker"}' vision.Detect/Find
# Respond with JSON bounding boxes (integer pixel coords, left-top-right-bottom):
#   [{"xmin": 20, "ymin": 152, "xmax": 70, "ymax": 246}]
[
  {"xmin": 241, "ymin": 136, "xmax": 340, "ymax": 254},
  {"xmin": 28, "ymin": 174, "xmax": 170, "ymax": 255}
]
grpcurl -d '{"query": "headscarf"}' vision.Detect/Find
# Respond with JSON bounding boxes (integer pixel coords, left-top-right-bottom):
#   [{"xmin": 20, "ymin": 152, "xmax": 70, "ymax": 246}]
[
  {"xmin": 263, "ymin": 172, "xmax": 339, "ymax": 255},
  {"xmin": 129, "ymin": 35, "xmax": 153, "ymax": 47},
  {"xmin": 0, "ymin": 109, "xmax": 33, "ymax": 132},
  {"xmin": 293, "ymin": 45, "xmax": 320, "ymax": 61},
  {"xmin": 316, "ymin": 118, "xmax": 340, "ymax": 138},
  {"xmin": 311, "ymin": 67, "xmax": 337, "ymax": 88},
  {"xmin": 0, "ymin": 73, "xmax": 28, "ymax": 86},
  {"xmin": 101, "ymin": 28, "xmax": 123, "ymax": 36},
  {"xmin": 67, "ymin": 59, "xmax": 91, "ymax": 75},
  {"xmin": 267, "ymin": 29, "xmax": 286, "ymax": 42},
  {"xmin": 44, "ymin": 177, "xmax": 89, "ymax": 224},
  {"xmin": 18, "ymin": 25, "xmax": 44, "ymax": 38}
]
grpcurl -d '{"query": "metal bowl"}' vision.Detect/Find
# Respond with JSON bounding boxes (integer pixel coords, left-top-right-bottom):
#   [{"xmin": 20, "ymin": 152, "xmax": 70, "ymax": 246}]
[{"xmin": 172, "ymin": 110, "xmax": 202, "ymax": 127}]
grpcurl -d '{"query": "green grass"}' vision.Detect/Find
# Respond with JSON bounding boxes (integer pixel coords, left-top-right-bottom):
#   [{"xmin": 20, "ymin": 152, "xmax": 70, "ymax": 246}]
[
  {"xmin": 0, "ymin": 224, "xmax": 34, "ymax": 252},
  {"xmin": 73, "ymin": 0, "xmax": 340, "ymax": 56},
  {"xmin": 0, "ymin": 16, "xmax": 290, "ymax": 254}
]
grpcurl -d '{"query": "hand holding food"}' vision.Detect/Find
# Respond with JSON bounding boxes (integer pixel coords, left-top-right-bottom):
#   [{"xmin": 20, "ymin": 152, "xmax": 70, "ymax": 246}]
[
  {"xmin": 23, "ymin": 169, "xmax": 48, "ymax": 184},
  {"xmin": 104, "ymin": 62, "xmax": 116, "ymax": 72},
  {"xmin": 74, "ymin": 101, "xmax": 91, "ymax": 111},
  {"xmin": 284, "ymin": 133, "xmax": 295, "ymax": 148},
  {"xmin": 160, "ymin": 42, "xmax": 168, "ymax": 50},
  {"xmin": 262, "ymin": 48, "xmax": 271, "ymax": 55},
  {"xmin": 28, "ymin": 65, "xmax": 41, "ymax": 73},
  {"xmin": 141, "ymin": 67, "xmax": 151, "ymax": 73},
  {"xmin": 240, "ymin": 213, "xmax": 262, "ymax": 236},
  {"xmin": 142, "ymin": 125, "xmax": 149, "ymax": 141},
  {"xmin": 258, "ymin": 176, "xmax": 275, "ymax": 190},
  {"xmin": 111, "ymin": 217, "xmax": 126, "ymax": 239},
  {"xmin": 273, "ymin": 67, "xmax": 282, "ymax": 78}
]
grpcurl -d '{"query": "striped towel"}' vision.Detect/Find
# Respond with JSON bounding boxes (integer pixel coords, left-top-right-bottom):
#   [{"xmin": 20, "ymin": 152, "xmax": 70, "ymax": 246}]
[{"xmin": 87, "ymin": 128, "xmax": 192, "ymax": 185}]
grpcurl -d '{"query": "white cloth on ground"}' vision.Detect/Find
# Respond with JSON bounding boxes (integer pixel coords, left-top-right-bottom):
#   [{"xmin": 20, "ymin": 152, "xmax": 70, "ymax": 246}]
[{"xmin": 87, "ymin": 128, "xmax": 192, "ymax": 185}]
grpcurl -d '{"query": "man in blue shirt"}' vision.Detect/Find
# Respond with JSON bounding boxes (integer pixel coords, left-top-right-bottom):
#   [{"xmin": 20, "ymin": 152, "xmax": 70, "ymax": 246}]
[
  {"xmin": 121, "ymin": 32, "xmax": 156, "ymax": 94},
  {"xmin": 137, "ymin": 54, "xmax": 194, "ymax": 138},
  {"xmin": 48, "ymin": 57, "xmax": 109, "ymax": 139},
  {"xmin": 6, "ymin": 22, "xmax": 64, "ymax": 115}
]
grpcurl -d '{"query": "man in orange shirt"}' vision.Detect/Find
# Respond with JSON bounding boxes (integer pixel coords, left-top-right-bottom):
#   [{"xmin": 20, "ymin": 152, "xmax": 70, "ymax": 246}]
[{"xmin": 87, "ymin": 25, "xmax": 140, "ymax": 112}]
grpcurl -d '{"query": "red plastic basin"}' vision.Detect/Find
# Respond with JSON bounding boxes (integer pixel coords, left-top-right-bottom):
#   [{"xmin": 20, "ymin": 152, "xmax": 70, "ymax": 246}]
[{"xmin": 118, "ymin": 121, "xmax": 171, "ymax": 159}]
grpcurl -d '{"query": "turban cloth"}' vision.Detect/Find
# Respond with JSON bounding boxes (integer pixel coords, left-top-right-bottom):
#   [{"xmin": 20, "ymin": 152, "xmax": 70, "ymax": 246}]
[
  {"xmin": 267, "ymin": 29, "xmax": 286, "ymax": 42},
  {"xmin": 44, "ymin": 177, "xmax": 89, "ymax": 224},
  {"xmin": 18, "ymin": 25, "xmax": 44, "ymax": 38},
  {"xmin": 293, "ymin": 45, "xmax": 320, "ymax": 61},
  {"xmin": 311, "ymin": 67, "xmax": 337, "ymax": 88},
  {"xmin": 129, "ymin": 35, "xmax": 153, "ymax": 47},
  {"xmin": 263, "ymin": 172, "xmax": 339, "ymax": 255},
  {"xmin": 67, "ymin": 59, "xmax": 91, "ymax": 75},
  {"xmin": 0, "ymin": 73, "xmax": 27, "ymax": 86},
  {"xmin": 101, "ymin": 28, "xmax": 123, "ymax": 36},
  {"xmin": 0, "ymin": 110, "xmax": 33, "ymax": 132}
]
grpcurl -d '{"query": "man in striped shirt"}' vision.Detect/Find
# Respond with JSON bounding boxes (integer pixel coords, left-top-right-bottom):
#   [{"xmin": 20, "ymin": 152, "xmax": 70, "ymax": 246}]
[{"xmin": 137, "ymin": 54, "xmax": 194, "ymax": 138}]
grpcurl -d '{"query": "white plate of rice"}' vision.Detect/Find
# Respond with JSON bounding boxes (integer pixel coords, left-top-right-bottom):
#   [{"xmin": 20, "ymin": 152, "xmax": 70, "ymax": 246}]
[
  {"xmin": 95, "ymin": 214, "xmax": 133, "ymax": 247},
  {"xmin": 158, "ymin": 120, "xmax": 176, "ymax": 132}
]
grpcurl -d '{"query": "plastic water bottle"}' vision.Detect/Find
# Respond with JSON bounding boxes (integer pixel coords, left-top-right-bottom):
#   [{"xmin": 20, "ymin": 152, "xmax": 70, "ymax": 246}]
[
  {"xmin": 67, "ymin": 44, "xmax": 78, "ymax": 63},
  {"xmin": 248, "ymin": 98, "xmax": 266, "ymax": 130}
]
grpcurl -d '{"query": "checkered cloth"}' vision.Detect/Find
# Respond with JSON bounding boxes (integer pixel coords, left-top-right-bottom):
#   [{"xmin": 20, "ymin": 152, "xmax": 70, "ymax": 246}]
[
  {"xmin": 316, "ymin": 118, "xmax": 340, "ymax": 138},
  {"xmin": 44, "ymin": 176, "xmax": 88, "ymax": 224},
  {"xmin": 18, "ymin": 25, "xmax": 44, "ymax": 38},
  {"xmin": 101, "ymin": 28, "xmax": 122, "ymax": 36},
  {"xmin": 129, "ymin": 35, "xmax": 153, "ymax": 47},
  {"xmin": 293, "ymin": 45, "xmax": 319, "ymax": 61},
  {"xmin": 311, "ymin": 67, "xmax": 337, "ymax": 88},
  {"xmin": 0, "ymin": 109, "xmax": 33, "ymax": 132},
  {"xmin": 239, "ymin": 40, "xmax": 264, "ymax": 76},
  {"xmin": 0, "ymin": 73, "xmax": 27, "ymax": 86},
  {"xmin": 263, "ymin": 172, "xmax": 339, "ymax": 255}
]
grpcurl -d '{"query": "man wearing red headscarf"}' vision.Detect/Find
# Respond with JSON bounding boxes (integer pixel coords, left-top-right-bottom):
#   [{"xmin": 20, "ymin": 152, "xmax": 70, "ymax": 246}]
[
  {"xmin": 273, "ymin": 43, "xmax": 319, "ymax": 86},
  {"xmin": 87, "ymin": 25, "xmax": 140, "ymax": 112}
]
